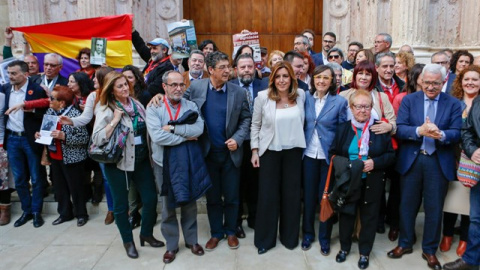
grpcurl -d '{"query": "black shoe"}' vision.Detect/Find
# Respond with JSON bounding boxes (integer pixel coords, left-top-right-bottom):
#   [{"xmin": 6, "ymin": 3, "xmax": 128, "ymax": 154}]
[
  {"xmin": 139, "ymin": 235, "xmax": 165, "ymax": 248},
  {"xmin": 377, "ymin": 223, "xmax": 386, "ymax": 234},
  {"xmin": 320, "ymin": 242, "xmax": 331, "ymax": 256},
  {"xmin": 77, "ymin": 217, "xmax": 88, "ymax": 227},
  {"xmin": 123, "ymin": 242, "xmax": 139, "ymax": 259},
  {"xmin": 128, "ymin": 212, "xmax": 141, "ymax": 230},
  {"xmin": 358, "ymin": 255, "xmax": 369, "ymax": 269},
  {"xmin": 444, "ymin": 258, "xmax": 480, "ymax": 270},
  {"xmin": 14, "ymin": 213, "xmax": 33, "ymax": 227},
  {"xmin": 336, "ymin": 250, "xmax": 349, "ymax": 263},
  {"xmin": 235, "ymin": 225, "xmax": 246, "ymax": 239},
  {"xmin": 52, "ymin": 216, "xmax": 73, "ymax": 225},
  {"xmin": 258, "ymin": 248, "xmax": 268, "ymax": 255},
  {"xmin": 33, "ymin": 213, "xmax": 44, "ymax": 228},
  {"xmin": 301, "ymin": 237, "xmax": 313, "ymax": 251}
]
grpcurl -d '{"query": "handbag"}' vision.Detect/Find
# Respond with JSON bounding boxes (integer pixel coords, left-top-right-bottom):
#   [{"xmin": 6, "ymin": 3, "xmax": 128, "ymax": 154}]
[
  {"xmin": 41, "ymin": 146, "xmax": 51, "ymax": 166},
  {"xmin": 457, "ymin": 150, "xmax": 480, "ymax": 187},
  {"xmin": 319, "ymin": 155, "xmax": 335, "ymax": 222},
  {"xmin": 377, "ymin": 91, "xmax": 398, "ymax": 150},
  {"xmin": 88, "ymin": 122, "xmax": 130, "ymax": 164}
]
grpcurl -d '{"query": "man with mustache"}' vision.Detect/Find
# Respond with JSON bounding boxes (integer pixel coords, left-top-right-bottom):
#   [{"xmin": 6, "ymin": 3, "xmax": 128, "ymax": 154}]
[
  {"xmin": 183, "ymin": 50, "xmax": 209, "ymax": 89},
  {"xmin": 312, "ymin": 32, "xmax": 337, "ymax": 67}
]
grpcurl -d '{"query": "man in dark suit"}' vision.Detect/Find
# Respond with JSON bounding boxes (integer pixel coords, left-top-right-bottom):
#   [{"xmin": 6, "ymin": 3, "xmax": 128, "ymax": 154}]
[
  {"xmin": 30, "ymin": 53, "xmax": 68, "ymax": 93},
  {"xmin": 230, "ymin": 54, "xmax": 268, "ymax": 238},
  {"xmin": 1, "ymin": 60, "xmax": 48, "ymax": 228},
  {"xmin": 184, "ymin": 51, "xmax": 251, "ymax": 251},
  {"xmin": 183, "ymin": 50, "xmax": 209, "ymax": 89},
  {"xmin": 387, "ymin": 64, "xmax": 462, "ymax": 270},
  {"xmin": 431, "ymin": 51, "xmax": 455, "ymax": 94},
  {"xmin": 312, "ymin": 32, "xmax": 336, "ymax": 67},
  {"xmin": 283, "ymin": 51, "xmax": 309, "ymax": 91}
]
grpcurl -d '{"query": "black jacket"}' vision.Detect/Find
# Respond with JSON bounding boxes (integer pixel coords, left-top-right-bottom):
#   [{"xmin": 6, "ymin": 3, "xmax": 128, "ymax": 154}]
[{"xmin": 462, "ymin": 95, "xmax": 480, "ymax": 158}]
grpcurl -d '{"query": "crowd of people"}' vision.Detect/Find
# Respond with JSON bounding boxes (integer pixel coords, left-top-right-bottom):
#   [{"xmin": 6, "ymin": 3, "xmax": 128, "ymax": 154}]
[{"xmin": 0, "ymin": 26, "xmax": 479, "ymax": 270}]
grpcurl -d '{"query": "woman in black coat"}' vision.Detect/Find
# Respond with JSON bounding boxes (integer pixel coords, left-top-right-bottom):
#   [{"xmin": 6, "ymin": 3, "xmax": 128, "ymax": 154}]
[{"xmin": 329, "ymin": 89, "xmax": 395, "ymax": 269}]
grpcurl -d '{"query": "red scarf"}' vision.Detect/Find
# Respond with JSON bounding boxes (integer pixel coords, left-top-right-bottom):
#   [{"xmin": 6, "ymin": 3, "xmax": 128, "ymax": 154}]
[{"xmin": 144, "ymin": 55, "xmax": 171, "ymax": 77}]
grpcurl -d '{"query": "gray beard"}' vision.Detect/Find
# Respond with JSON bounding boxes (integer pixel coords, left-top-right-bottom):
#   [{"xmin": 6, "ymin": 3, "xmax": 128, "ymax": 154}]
[
  {"xmin": 240, "ymin": 76, "xmax": 253, "ymax": 85},
  {"xmin": 190, "ymin": 69, "xmax": 203, "ymax": 78},
  {"xmin": 152, "ymin": 52, "xmax": 164, "ymax": 62}
]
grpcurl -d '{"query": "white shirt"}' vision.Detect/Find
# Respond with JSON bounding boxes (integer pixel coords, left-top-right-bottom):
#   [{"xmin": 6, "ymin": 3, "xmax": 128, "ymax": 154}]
[
  {"xmin": 441, "ymin": 72, "xmax": 450, "ymax": 93},
  {"xmin": 304, "ymin": 93, "xmax": 328, "ymax": 159},
  {"xmin": 189, "ymin": 71, "xmax": 203, "ymax": 81},
  {"xmin": 7, "ymin": 80, "xmax": 28, "ymax": 132},
  {"xmin": 268, "ymin": 105, "xmax": 306, "ymax": 151}
]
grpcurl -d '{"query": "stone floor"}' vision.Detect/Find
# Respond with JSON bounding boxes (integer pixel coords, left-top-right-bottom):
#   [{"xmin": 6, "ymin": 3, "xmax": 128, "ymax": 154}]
[{"xmin": 0, "ymin": 205, "xmax": 464, "ymax": 270}]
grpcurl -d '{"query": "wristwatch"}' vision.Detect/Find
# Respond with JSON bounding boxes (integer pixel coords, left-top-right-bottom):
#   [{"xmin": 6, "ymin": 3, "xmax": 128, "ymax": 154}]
[{"xmin": 169, "ymin": 125, "xmax": 175, "ymax": 133}]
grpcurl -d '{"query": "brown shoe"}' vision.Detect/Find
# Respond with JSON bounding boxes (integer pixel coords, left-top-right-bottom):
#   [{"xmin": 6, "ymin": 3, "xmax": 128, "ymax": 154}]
[
  {"xmin": 387, "ymin": 246, "xmax": 413, "ymax": 258},
  {"xmin": 186, "ymin": 243, "xmax": 205, "ymax": 256},
  {"xmin": 440, "ymin": 236, "xmax": 453, "ymax": 252},
  {"xmin": 422, "ymin": 253, "xmax": 442, "ymax": 270},
  {"xmin": 388, "ymin": 228, "xmax": 399, "ymax": 242},
  {"xmin": 205, "ymin": 237, "xmax": 222, "ymax": 251},
  {"xmin": 163, "ymin": 248, "xmax": 179, "ymax": 264},
  {"xmin": 444, "ymin": 258, "xmax": 479, "ymax": 270},
  {"xmin": 456, "ymin": 241, "xmax": 467, "ymax": 257},
  {"xmin": 227, "ymin": 235, "xmax": 239, "ymax": 249},
  {"xmin": 104, "ymin": 211, "xmax": 114, "ymax": 225},
  {"xmin": 0, "ymin": 203, "xmax": 11, "ymax": 226}
]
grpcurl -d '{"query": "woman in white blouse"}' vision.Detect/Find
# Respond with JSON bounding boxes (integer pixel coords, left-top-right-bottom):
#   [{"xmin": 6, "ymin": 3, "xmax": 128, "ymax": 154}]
[{"xmin": 250, "ymin": 61, "xmax": 306, "ymax": 254}]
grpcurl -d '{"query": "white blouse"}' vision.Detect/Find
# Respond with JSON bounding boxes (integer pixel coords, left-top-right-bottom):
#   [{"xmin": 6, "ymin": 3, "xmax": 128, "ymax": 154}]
[{"xmin": 268, "ymin": 105, "xmax": 306, "ymax": 151}]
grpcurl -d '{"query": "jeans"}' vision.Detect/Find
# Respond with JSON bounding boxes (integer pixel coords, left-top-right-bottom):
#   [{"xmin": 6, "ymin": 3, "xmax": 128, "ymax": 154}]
[
  {"xmin": 463, "ymin": 183, "xmax": 480, "ymax": 265},
  {"xmin": 6, "ymin": 134, "xmax": 43, "ymax": 213},
  {"xmin": 98, "ymin": 163, "xmax": 113, "ymax": 211}
]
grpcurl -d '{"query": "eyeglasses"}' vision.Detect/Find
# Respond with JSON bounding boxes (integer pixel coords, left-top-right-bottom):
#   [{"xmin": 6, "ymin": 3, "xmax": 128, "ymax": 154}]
[
  {"xmin": 352, "ymin": 104, "xmax": 372, "ymax": 111},
  {"xmin": 314, "ymin": 75, "xmax": 332, "ymax": 81},
  {"xmin": 165, "ymin": 83, "xmax": 186, "ymax": 89},
  {"xmin": 215, "ymin": 65, "xmax": 232, "ymax": 70},
  {"xmin": 328, "ymin": 55, "xmax": 340, "ymax": 59},
  {"xmin": 44, "ymin": 63, "xmax": 59, "ymax": 68},
  {"xmin": 422, "ymin": 81, "xmax": 443, "ymax": 87},
  {"xmin": 323, "ymin": 40, "xmax": 335, "ymax": 44},
  {"xmin": 374, "ymin": 40, "xmax": 386, "ymax": 44},
  {"xmin": 433, "ymin": 61, "xmax": 449, "ymax": 65},
  {"xmin": 49, "ymin": 96, "xmax": 58, "ymax": 101}
]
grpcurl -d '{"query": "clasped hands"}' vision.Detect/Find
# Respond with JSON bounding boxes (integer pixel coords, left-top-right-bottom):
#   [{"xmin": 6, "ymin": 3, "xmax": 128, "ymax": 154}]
[{"xmin": 418, "ymin": 117, "xmax": 442, "ymax": 140}]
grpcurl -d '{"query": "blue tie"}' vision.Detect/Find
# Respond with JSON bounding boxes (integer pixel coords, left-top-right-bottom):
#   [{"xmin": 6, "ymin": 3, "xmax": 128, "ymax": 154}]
[{"xmin": 424, "ymin": 99, "xmax": 436, "ymax": 155}]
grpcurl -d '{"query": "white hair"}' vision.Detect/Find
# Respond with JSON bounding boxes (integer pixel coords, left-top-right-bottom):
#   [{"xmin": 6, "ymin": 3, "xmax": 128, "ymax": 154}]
[{"xmin": 422, "ymin": 63, "xmax": 446, "ymax": 81}]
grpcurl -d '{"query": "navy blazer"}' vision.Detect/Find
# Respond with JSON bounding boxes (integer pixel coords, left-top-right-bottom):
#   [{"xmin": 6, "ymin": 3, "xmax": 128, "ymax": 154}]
[
  {"xmin": 395, "ymin": 91, "xmax": 462, "ymax": 180},
  {"xmin": 30, "ymin": 74, "xmax": 68, "ymax": 88},
  {"xmin": 1, "ymin": 80, "xmax": 48, "ymax": 153},
  {"xmin": 304, "ymin": 92, "xmax": 348, "ymax": 164},
  {"xmin": 229, "ymin": 78, "xmax": 268, "ymax": 100},
  {"xmin": 184, "ymin": 79, "xmax": 252, "ymax": 168},
  {"xmin": 445, "ymin": 73, "xmax": 456, "ymax": 94},
  {"xmin": 312, "ymin": 53, "xmax": 324, "ymax": 67}
]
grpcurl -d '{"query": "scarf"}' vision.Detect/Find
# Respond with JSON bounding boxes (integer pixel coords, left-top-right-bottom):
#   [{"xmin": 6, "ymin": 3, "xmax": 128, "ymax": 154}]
[{"xmin": 351, "ymin": 116, "xmax": 374, "ymax": 157}]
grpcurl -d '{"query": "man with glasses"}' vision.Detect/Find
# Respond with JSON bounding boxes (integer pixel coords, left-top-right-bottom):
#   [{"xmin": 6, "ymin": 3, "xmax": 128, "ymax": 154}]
[
  {"xmin": 431, "ymin": 51, "xmax": 455, "ymax": 94},
  {"xmin": 388, "ymin": 64, "xmax": 462, "ymax": 270},
  {"xmin": 293, "ymin": 35, "xmax": 309, "ymax": 53},
  {"xmin": 374, "ymin": 33, "xmax": 393, "ymax": 54},
  {"xmin": 183, "ymin": 50, "xmax": 208, "ymax": 89},
  {"xmin": 301, "ymin": 29, "xmax": 316, "ymax": 55},
  {"xmin": 31, "ymin": 53, "xmax": 68, "ymax": 93},
  {"xmin": 327, "ymin": 48, "xmax": 352, "ymax": 87},
  {"xmin": 312, "ymin": 32, "xmax": 337, "ymax": 66},
  {"xmin": 342, "ymin": 41, "xmax": 363, "ymax": 70},
  {"xmin": 1, "ymin": 60, "xmax": 48, "ymax": 228},
  {"xmin": 184, "ymin": 51, "xmax": 251, "ymax": 252}
]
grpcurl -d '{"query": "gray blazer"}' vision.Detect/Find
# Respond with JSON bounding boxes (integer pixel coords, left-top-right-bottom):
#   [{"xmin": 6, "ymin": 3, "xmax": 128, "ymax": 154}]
[
  {"xmin": 250, "ymin": 88, "xmax": 306, "ymax": 156},
  {"xmin": 184, "ymin": 79, "xmax": 251, "ymax": 168}
]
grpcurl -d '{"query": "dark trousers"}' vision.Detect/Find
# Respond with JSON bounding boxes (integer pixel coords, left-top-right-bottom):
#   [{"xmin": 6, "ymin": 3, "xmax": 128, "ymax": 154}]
[
  {"xmin": 237, "ymin": 140, "xmax": 258, "ymax": 228},
  {"xmin": 463, "ymin": 182, "xmax": 480, "ymax": 265},
  {"xmin": 254, "ymin": 148, "xmax": 302, "ymax": 250},
  {"xmin": 339, "ymin": 181, "xmax": 382, "ymax": 255},
  {"xmin": 398, "ymin": 154, "xmax": 448, "ymax": 254},
  {"xmin": 0, "ymin": 189, "xmax": 13, "ymax": 204},
  {"xmin": 50, "ymin": 159, "xmax": 88, "ymax": 219},
  {"xmin": 443, "ymin": 212, "xmax": 470, "ymax": 241},
  {"xmin": 385, "ymin": 165, "xmax": 401, "ymax": 229},
  {"xmin": 205, "ymin": 150, "xmax": 240, "ymax": 238},
  {"xmin": 104, "ymin": 161, "xmax": 158, "ymax": 243},
  {"xmin": 302, "ymin": 156, "xmax": 333, "ymax": 245}
]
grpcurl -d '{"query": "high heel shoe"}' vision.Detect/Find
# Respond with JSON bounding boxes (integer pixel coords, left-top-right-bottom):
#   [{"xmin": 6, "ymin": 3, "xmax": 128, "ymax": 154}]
[
  {"xmin": 139, "ymin": 235, "xmax": 165, "ymax": 248},
  {"xmin": 123, "ymin": 242, "xmax": 139, "ymax": 259},
  {"xmin": 128, "ymin": 212, "xmax": 141, "ymax": 229}
]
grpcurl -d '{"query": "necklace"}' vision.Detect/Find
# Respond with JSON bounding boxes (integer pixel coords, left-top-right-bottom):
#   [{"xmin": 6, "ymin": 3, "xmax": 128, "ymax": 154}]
[{"xmin": 284, "ymin": 104, "xmax": 289, "ymax": 108}]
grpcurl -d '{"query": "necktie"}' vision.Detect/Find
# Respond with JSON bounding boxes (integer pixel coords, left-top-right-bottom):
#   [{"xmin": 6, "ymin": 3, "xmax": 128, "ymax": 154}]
[
  {"xmin": 243, "ymin": 84, "xmax": 253, "ymax": 113},
  {"xmin": 424, "ymin": 99, "xmax": 436, "ymax": 155}
]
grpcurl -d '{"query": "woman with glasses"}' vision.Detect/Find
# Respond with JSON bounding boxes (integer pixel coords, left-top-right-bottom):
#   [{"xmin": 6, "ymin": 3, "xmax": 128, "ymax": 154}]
[
  {"xmin": 301, "ymin": 65, "xmax": 348, "ymax": 254},
  {"xmin": 330, "ymin": 89, "xmax": 395, "ymax": 269}
]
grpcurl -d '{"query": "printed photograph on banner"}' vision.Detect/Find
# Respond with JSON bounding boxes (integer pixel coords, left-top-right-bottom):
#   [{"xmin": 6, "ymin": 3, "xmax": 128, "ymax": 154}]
[
  {"xmin": 232, "ymin": 30, "xmax": 262, "ymax": 69},
  {"xmin": 35, "ymin": 115, "xmax": 59, "ymax": 145},
  {"xmin": 167, "ymin": 20, "xmax": 198, "ymax": 59},
  {"xmin": 90, "ymin": 37, "xmax": 107, "ymax": 65},
  {"xmin": 0, "ymin": 57, "xmax": 18, "ymax": 84}
]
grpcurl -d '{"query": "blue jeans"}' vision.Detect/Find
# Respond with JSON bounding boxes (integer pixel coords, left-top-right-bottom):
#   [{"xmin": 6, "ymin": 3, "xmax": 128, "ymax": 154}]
[
  {"xmin": 6, "ymin": 134, "xmax": 43, "ymax": 213},
  {"xmin": 463, "ymin": 183, "xmax": 480, "ymax": 265},
  {"xmin": 98, "ymin": 163, "xmax": 113, "ymax": 211},
  {"xmin": 205, "ymin": 150, "xmax": 240, "ymax": 238}
]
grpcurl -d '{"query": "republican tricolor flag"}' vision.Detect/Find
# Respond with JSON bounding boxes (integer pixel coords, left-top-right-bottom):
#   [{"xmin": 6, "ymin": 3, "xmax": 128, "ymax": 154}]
[{"xmin": 12, "ymin": 14, "xmax": 133, "ymax": 77}]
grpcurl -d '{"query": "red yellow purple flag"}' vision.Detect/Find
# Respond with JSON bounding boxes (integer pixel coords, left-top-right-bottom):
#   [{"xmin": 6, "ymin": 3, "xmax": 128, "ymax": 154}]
[{"xmin": 12, "ymin": 14, "xmax": 133, "ymax": 77}]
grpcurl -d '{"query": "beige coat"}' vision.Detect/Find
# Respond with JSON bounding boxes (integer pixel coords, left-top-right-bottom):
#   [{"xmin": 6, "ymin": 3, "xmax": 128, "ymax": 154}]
[
  {"xmin": 340, "ymin": 88, "xmax": 397, "ymax": 134},
  {"xmin": 250, "ymin": 88, "xmax": 306, "ymax": 156}
]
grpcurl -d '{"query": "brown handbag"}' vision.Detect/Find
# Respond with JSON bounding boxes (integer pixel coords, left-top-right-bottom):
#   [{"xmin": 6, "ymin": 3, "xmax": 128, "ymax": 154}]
[{"xmin": 319, "ymin": 155, "xmax": 335, "ymax": 222}]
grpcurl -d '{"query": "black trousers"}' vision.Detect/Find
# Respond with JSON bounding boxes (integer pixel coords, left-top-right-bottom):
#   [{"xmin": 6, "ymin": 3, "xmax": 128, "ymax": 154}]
[
  {"xmin": 254, "ymin": 148, "xmax": 302, "ymax": 250},
  {"xmin": 51, "ymin": 159, "xmax": 88, "ymax": 219},
  {"xmin": 237, "ymin": 140, "xmax": 259, "ymax": 228},
  {"xmin": 339, "ymin": 181, "xmax": 382, "ymax": 255},
  {"xmin": 443, "ymin": 212, "xmax": 470, "ymax": 241}
]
